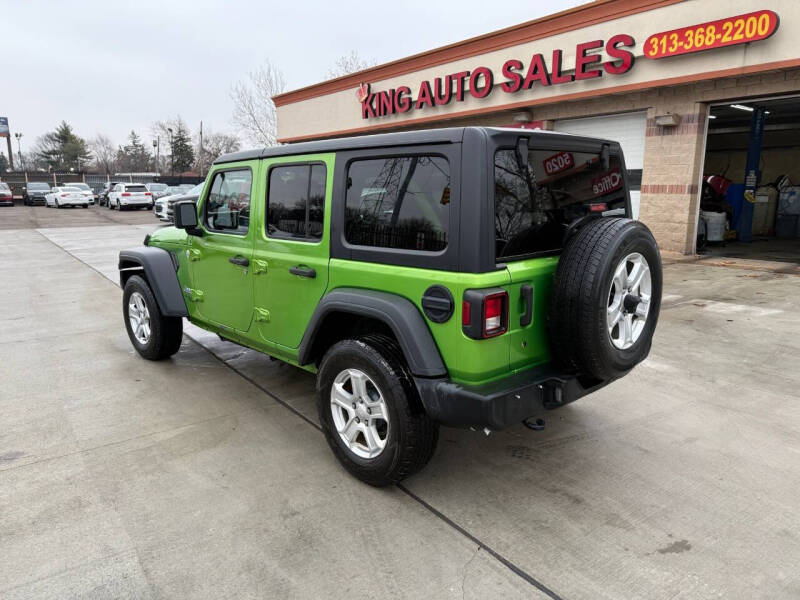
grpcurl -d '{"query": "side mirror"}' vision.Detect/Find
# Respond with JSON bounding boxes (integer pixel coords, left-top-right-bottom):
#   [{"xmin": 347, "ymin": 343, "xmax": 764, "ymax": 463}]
[{"xmin": 173, "ymin": 201, "xmax": 200, "ymax": 234}]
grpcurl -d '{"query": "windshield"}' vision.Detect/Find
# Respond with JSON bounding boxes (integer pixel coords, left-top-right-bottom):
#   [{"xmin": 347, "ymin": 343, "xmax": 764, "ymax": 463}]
[
  {"xmin": 28, "ymin": 183, "xmax": 50, "ymax": 190},
  {"xmin": 0, "ymin": 183, "xmax": 10, "ymax": 191},
  {"xmin": 494, "ymin": 147, "xmax": 628, "ymax": 260},
  {"xmin": 188, "ymin": 183, "xmax": 204, "ymax": 195}
]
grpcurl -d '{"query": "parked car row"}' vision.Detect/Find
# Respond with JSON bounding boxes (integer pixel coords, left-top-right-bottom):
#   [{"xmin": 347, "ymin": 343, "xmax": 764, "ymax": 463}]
[
  {"xmin": 2, "ymin": 180, "xmax": 201, "ymax": 210},
  {"xmin": 153, "ymin": 183, "xmax": 203, "ymax": 222}
]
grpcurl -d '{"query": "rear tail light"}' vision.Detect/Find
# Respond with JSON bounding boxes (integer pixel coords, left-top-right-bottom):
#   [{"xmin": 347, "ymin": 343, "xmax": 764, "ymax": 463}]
[
  {"xmin": 60, "ymin": 193, "xmax": 69, "ymax": 197},
  {"xmin": 589, "ymin": 203, "xmax": 607, "ymax": 212},
  {"xmin": 144, "ymin": 192, "xmax": 151, "ymax": 196},
  {"xmin": 462, "ymin": 288, "xmax": 508, "ymax": 339},
  {"xmin": 461, "ymin": 301, "xmax": 471, "ymax": 326},
  {"xmin": 121, "ymin": 192, "xmax": 131, "ymax": 196},
  {"xmin": 482, "ymin": 292, "xmax": 508, "ymax": 338}
]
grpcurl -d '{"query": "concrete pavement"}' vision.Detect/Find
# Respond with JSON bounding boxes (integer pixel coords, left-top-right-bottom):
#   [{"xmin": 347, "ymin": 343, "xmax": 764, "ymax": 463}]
[{"xmin": 2, "ymin": 219, "xmax": 800, "ymax": 599}]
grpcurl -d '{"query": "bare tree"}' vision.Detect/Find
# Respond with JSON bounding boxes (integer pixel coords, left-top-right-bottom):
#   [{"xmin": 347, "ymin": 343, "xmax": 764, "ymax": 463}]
[
  {"xmin": 230, "ymin": 60, "xmax": 286, "ymax": 147},
  {"xmin": 194, "ymin": 131, "xmax": 241, "ymax": 173},
  {"xmin": 326, "ymin": 50, "xmax": 377, "ymax": 79},
  {"xmin": 91, "ymin": 134, "xmax": 117, "ymax": 175}
]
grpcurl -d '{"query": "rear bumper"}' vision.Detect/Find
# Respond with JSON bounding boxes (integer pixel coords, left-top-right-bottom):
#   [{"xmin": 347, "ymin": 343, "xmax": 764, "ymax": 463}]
[{"xmin": 415, "ymin": 365, "xmax": 622, "ymax": 430}]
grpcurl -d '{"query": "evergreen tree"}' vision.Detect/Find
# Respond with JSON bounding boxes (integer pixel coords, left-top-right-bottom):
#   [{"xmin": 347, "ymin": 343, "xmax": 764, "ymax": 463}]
[
  {"xmin": 170, "ymin": 121, "xmax": 194, "ymax": 173},
  {"xmin": 34, "ymin": 121, "xmax": 92, "ymax": 171},
  {"xmin": 115, "ymin": 130, "xmax": 152, "ymax": 172},
  {"xmin": 0, "ymin": 153, "xmax": 8, "ymax": 172}
]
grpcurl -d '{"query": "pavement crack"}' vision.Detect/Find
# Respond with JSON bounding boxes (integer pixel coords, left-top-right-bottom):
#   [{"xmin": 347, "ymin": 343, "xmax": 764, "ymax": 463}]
[{"xmin": 461, "ymin": 546, "xmax": 480, "ymax": 600}]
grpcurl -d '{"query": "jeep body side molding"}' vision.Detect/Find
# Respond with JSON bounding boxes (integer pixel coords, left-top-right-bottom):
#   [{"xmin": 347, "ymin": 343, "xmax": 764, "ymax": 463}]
[
  {"xmin": 118, "ymin": 247, "xmax": 188, "ymax": 317},
  {"xmin": 298, "ymin": 288, "xmax": 447, "ymax": 378}
]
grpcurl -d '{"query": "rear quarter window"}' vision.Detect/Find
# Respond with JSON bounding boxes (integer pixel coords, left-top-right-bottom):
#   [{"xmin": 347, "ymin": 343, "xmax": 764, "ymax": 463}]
[{"xmin": 344, "ymin": 155, "xmax": 450, "ymax": 252}]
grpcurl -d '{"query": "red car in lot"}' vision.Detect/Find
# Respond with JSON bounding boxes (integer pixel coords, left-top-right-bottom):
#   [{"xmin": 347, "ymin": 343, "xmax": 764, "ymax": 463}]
[{"xmin": 0, "ymin": 182, "xmax": 14, "ymax": 206}]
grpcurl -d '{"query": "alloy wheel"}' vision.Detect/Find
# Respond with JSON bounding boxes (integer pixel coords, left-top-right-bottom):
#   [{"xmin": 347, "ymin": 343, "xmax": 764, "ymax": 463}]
[
  {"xmin": 330, "ymin": 368, "xmax": 390, "ymax": 459},
  {"xmin": 128, "ymin": 291, "xmax": 151, "ymax": 345},
  {"xmin": 607, "ymin": 252, "xmax": 652, "ymax": 350}
]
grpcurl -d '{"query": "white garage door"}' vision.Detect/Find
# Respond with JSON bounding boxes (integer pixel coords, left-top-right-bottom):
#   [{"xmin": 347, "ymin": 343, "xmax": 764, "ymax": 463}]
[{"xmin": 555, "ymin": 111, "xmax": 647, "ymax": 219}]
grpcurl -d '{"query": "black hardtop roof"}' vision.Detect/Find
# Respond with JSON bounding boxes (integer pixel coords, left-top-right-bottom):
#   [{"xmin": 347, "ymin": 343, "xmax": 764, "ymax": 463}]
[{"xmin": 214, "ymin": 126, "xmax": 616, "ymax": 165}]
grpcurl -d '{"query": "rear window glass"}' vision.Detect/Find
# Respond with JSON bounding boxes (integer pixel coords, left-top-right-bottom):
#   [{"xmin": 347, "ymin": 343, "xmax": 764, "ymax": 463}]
[
  {"xmin": 125, "ymin": 185, "xmax": 148, "ymax": 192},
  {"xmin": 267, "ymin": 164, "xmax": 326, "ymax": 241},
  {"xmin": 494, "ymin": 148, "xmax": 627, "ymax": 260},
  {"xmin": 148, "ymin": 183, "xmax": 167, "ymax": 191},
  {"xmin": 345, "ymin": 156, "xmax": 450, "ymax": 252}
]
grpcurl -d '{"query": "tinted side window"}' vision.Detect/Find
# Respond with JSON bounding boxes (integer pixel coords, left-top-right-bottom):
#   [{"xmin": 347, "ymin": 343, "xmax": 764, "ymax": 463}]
[
  {"xmin": 205, "ymin": 169, "xmax": 252, "ymax": 235},
  {"xmin": 345, "ymin": 156, "xmax": 450, "ymax": 252},
  {"xmin": 267, "ymin": 164, "xmax": 326, "ymax": 241}
]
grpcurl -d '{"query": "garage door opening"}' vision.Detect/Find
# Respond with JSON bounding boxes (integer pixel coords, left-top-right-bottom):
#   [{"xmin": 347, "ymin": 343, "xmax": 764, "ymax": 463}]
[{"xmin": 699, "ymin": 96, "xmax": 800, "ymax": 264}]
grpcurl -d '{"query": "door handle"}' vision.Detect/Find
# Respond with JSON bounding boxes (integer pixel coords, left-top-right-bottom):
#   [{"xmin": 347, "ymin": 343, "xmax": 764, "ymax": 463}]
[
  {"xmin": 289, "ymin": 266, "xmax": 316, "ymax": 279},
  {"xmin": 229, "ymin": 256, "xmax": 250, "ymax": 267},
  {"xmin": 520, "ymin": 284, "xmax": 533, "ymax": 326}
]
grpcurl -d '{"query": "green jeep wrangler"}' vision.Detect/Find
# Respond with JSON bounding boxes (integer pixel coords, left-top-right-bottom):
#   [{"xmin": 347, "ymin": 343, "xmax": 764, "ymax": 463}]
[{"xmin": 119, "ymin": 127, "xmax": 662, "ymax": 486}]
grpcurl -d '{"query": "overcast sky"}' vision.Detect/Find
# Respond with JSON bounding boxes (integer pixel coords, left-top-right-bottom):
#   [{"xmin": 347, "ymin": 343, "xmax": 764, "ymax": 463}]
[{"xmin": 3, "ymin": 0, "xmax": 582, "ymax": 156}]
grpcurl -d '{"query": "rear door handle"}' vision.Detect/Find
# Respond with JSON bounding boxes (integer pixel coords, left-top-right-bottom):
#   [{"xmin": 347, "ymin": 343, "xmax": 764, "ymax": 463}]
[
  {"xmin": 229, "ymin": 256, "xmax": 249, "ymax": 267},
  {"xmin": 520, "ymin": 284, "xmax": 533, "ymax": 326},
  {"xmin": 289, "ymin": 266, "xmax": 316, "ymax": 279}
]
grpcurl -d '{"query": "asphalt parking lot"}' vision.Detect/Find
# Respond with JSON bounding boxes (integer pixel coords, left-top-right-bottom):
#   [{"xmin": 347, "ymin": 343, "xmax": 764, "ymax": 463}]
[{"xmin": 2, "ymin": 212, "xmax": 800, "ymax": 599}]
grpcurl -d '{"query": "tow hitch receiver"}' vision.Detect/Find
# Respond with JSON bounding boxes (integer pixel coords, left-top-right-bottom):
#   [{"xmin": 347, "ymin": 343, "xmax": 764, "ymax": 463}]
[{"xmin": 523, "ymin": 417, "xmax": 546, "ymax": 431}]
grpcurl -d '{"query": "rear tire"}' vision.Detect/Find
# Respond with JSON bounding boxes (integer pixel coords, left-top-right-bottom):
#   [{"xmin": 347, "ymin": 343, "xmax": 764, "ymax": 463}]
[
  {"xmin": 317, "ymin": 335, "xmax": 439, "ymax": 486},
  {"xmin": 122, "ymin": 275, "xmax": 183, "ymax": 361},
  {"xmin": 548, "ymin": 218, "xmax": 662, "ymax": 380}
]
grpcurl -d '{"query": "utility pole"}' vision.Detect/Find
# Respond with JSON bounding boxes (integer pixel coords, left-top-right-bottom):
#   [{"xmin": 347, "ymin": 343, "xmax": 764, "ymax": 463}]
[
  {"xmin": 198, "ymin": 120, "xmax": 203, "ymax": 177},
  {"xmin": 5, "ymin": 136, "xmax": 13, "ymax": 171},
  {"xmin": 14, "ymin": 133, "xmax": 23, "ymax": 171},
  {"xmin": 167, "ymin": 128, "xmax": 174, "ymax": 176},
  {"xmin": 152, "ymin": 139, "xmax": 158, "ymax": 172}
]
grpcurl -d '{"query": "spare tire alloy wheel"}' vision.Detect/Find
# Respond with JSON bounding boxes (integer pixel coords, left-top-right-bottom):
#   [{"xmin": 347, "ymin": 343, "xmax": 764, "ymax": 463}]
[
  {"xmin": 607, "ymin": 252, "xmax": 651, "ymax": 350},
  {"xmin": 330, "ymin": 368, "xmax": 389, "ymax": 459}
]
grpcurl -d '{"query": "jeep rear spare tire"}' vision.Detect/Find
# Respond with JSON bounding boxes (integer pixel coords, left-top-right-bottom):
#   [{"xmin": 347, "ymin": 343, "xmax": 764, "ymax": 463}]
[{"xmin": 548, "ymin": 218, "xmax": 662, "ymax": 380}]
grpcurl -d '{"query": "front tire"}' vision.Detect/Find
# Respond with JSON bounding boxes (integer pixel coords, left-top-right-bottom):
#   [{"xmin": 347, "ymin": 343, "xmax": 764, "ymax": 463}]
[
  {"xmin": 122, "ymin": 275, "xmax": 183, "ymax": 361},
  {"xmin": 317, "ymin": 336, "xmax": 439, "ymax": 486}
]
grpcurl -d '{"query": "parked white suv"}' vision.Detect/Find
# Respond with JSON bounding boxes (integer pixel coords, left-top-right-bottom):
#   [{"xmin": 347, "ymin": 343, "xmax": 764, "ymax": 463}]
[{"xmin": 107, "ymin": 183, "xmax": 153, "ymax": 211}]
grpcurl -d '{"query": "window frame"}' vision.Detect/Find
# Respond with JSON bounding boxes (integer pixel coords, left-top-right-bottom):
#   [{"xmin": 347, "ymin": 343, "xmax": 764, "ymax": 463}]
[
  {"xmin": 201, "ymin": 165, "xmax": 254, "ymax": 237},
  {"xmin": 264, "ymin": 160, "xmax": 327, "ymax": 244},
  {"xmin": 330, "ymin": 144, "xmax": 461, "ymax": 270}
]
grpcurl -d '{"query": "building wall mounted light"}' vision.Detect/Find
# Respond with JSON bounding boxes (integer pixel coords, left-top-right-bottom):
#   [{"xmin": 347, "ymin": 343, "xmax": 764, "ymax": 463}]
[{"xmin": 655, "ymin": 113, "xmax": 681, "ymax": 127}]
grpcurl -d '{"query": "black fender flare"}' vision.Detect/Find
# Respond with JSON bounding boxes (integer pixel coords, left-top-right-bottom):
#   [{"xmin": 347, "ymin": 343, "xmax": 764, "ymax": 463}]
[
  {"xmin": 297, "ymin": 288, "xmax": 447, "ymax": 378},
  {"xmin": 118, "ymin": 247, "xmax": 188, "ymax": 317}
]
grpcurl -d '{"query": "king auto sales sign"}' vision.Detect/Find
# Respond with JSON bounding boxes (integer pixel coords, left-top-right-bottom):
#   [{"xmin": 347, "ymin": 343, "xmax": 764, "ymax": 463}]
[{"xmin": 357, "ymin": 35, "xmax": 636, "ymax": 119}]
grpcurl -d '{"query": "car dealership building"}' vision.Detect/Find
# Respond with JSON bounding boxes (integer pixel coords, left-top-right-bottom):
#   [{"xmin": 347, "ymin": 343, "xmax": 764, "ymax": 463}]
[{"xmin": 275, "ymin": 0, "xmax": 800, "ymax": 256}]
